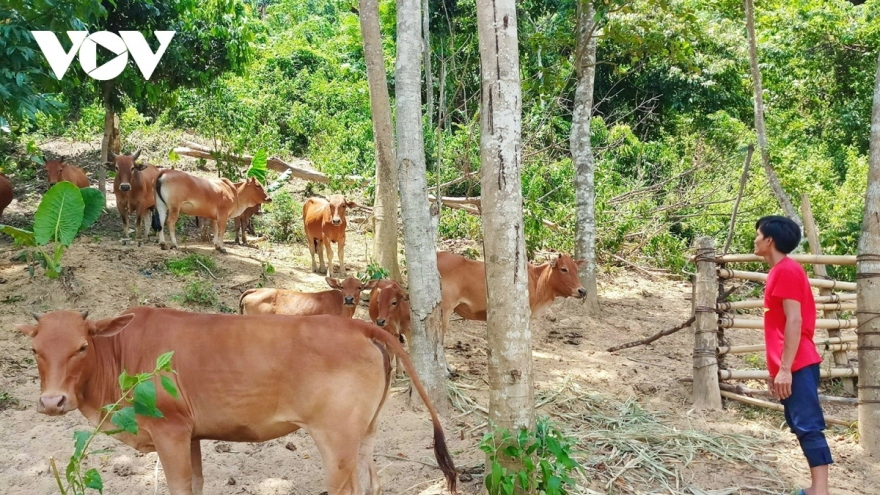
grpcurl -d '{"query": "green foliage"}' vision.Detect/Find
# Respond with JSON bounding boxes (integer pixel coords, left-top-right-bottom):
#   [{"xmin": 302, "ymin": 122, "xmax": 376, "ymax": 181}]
[
  {"xmin": 177, "ymin": 280, "xmax": 219, "ymax": 307},
  {"xmin": 247, "ymin": 149, "xmax": 269, "ymax": 184},
  {"xmin": 358, "ymin": 261, "xmax": 390, "ymax": 283},
  {"xmin": 0, "ymin": 182, "xmax": 103, "ymax": 278},
  {"xmin": 163, "ymin": 253, "xmax": 217, "ymax": 277},
  {"xmin": 53, "ymin": 352, "xmax": 177, "ymax": 495},
  {"xmin": 480, "ymin": 417, "xmax": 582, "ymax": 495},
  {"xmin": 257, "ymin": 190, "xmax": 304, "ymax": 243},
  {"xmin": 257, "ymin": 260, "xmax": 275, "ymax": 288}
]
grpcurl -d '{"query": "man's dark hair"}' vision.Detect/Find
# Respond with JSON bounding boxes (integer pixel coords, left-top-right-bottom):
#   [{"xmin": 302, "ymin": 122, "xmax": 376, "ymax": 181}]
[{"xmin": 755, "ymin": 215, "xmax": 800, "ymax": 254}]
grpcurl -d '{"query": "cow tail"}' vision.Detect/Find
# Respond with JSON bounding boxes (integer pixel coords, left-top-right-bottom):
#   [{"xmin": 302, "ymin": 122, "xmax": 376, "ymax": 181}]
[
  {"xmin": 150, "ymin": 207, "xmax": 161, "ymax": 232},
  {"xmin": 365, "ymin": 325, "xmax": 457, "ymax": 494},
  {"xmin": 153, "ymin": 171, "xmax": 168, "ymax": 231}
]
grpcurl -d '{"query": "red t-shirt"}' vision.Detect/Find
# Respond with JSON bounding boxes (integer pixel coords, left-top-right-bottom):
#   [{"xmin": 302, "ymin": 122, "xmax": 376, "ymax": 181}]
[{"xmin": 763, "ymin": 256, "xmax": 821, "ymax": 376}]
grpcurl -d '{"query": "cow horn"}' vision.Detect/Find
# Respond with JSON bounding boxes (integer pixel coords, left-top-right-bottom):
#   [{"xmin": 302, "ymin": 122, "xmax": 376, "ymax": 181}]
[
  {"xmin": 108, "ymin": 151, "xmax": 117, "ymax": 161},
  {"xmin": 132, "ymin": 150, "xmax": 141, "ymax": 161},
  {"xmin": 80, "ymin": 310, "xmax": 89, "ymax": 319},
  {"xmin": 31, "ymin": 312, "xmax": 42, "ymax": 321}
]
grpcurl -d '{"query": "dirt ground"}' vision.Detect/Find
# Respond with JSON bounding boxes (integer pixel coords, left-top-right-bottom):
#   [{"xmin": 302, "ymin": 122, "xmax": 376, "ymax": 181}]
[{"xmin": 0, "ymin": 138, "xmax": 877, "ymax": 495}]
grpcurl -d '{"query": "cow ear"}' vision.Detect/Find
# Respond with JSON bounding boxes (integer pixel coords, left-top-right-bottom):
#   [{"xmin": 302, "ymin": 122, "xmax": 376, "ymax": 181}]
[
  {"xmin": 346, "ymin": 200, "xmax": 357, "ymax": 208},
  {"xmin": 326, "ymin": 277, "xmax": 342, "ymax": 289},
  {"xmin": 105, "ymin": 162, "xmax": 116, "ymax": 171},
  {"xmin": 403, "ymin": 294, "xmax": 410, "ymax": 302},
  {"xmin": 575, "ymin": 259, "xmax": 586, "ymax": 268},
  {"xmin": 89, "ymin": 314, "xmax": 135, "ymax": 338},
  {"xmin": 17, "ymin": 324, "xmax": 38, "ymax": 338},
  {"xmin": 364, "ymin": 279, "xmax": 379, "ymax": 291},
  {"xmin": 135, "ymin": 163, "xmax": 148, "ymax": 171},
  {"xmin": 549, "ymin": 257, "xmax": 558, "ymax": 268},
  {"xmin": 131, "ymin": 150, "xmax": 141, "ymax": 162},
  {"xmin": 107, "ymin": 152, "xmax": 116, "ymax": 162}
]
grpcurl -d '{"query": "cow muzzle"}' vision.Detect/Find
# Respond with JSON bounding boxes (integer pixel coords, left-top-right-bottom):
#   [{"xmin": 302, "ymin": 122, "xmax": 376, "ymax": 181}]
[
  {"xmin": 344, "ymin": 297, "xmax": 355, "ymax": 306},
  {"xmin": 120, "ymin": 183, "xmax": 131, "ymax": 192},
  {"xmin": 576, "ymin": 288, "xmax": 587, "ymax": 298},
  {"xmin": 376, "ymin": 319, "xmax": 386, "ymax": 327},
  {"xmin": 331, "ymin": 218, "xmax": 342, "ymax": 226},
  {"xmin": 38, "ymin": 393, "xmax": 71, "ymax": 416}
]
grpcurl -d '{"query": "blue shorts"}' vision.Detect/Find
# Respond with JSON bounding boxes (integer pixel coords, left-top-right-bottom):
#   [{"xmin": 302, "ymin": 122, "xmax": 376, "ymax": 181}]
[{"xmin": 780, "ymin": 364, "xmax": 834, "ymax": 467}]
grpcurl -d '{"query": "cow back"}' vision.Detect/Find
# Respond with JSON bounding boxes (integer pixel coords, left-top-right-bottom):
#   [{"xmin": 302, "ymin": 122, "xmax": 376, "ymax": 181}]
[
  {"xmin": 156, "ymin": 169, "xmax": 237, "ymax": 221},
  {"xmin": 240, "ymin": 288, "xmax": 344, "ymax": 316}
]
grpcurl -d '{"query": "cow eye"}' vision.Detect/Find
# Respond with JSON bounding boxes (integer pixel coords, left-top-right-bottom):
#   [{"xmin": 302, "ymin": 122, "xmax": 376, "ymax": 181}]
[
  {"xmin": 77, "ymin": 343, "xmax": 88, "ymax": 353},
  {"xmin": 561, "ymin": 268, "xmax": 568, "ymax": 273},
  {"xmin": 392, "ymin": 300, "xmax": 398, "ymax": 306}
]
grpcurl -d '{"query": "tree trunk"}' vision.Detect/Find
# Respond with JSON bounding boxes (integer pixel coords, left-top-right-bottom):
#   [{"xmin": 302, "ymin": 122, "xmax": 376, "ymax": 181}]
[
  {"xmin": 477, "ymin": 0, "xmax": 534, "ymax": 451},
  {"xmin": 396, "ymin": 0, "xmax": 446, "ymax": 409},
  {"xmin": 422, "ymin": 0, "xmax": 433, "ymax": 132},
  {"xmin": 359, "ymin": 0, "xmax": 401, "ymax": 282},
  {"xmin": 99, "ymin": 81, "xmax": 119, "ymax": 203},
  {"xmin": 571, "ymin": 1, "xmax": 600, "ymax": 312},
  {"xmin": 743, "ymin": 0, "xmax": 802, "ymax": 226},
  {"xmin": 857, "ymin": 51, "xmax": 880, "ymax": 456}
]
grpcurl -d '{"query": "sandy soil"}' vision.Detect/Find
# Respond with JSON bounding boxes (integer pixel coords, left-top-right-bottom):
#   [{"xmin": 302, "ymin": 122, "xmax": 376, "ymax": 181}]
[{"xmin": 0, "ymin": 138, "xmax": 877, "ymax": 495}]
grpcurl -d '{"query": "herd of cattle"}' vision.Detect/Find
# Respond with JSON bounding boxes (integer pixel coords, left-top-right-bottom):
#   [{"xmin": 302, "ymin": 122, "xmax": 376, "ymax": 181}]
[{"xmin": 5, "ymin": 152, "xmax": 590, "ymax": 495}]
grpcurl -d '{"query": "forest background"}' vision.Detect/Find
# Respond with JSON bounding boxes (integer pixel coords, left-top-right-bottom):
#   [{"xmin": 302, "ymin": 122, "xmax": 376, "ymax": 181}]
[{"xmin": 2, "ymin": 0, "xmax": 878, "ymax": 279}]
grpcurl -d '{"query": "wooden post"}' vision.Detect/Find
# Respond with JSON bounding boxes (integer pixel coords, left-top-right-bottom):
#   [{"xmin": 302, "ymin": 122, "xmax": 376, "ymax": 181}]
[
  {"xmin": 801, "ymin": 194, "xmax": 855, "ymax": 393},
  {"xmin": 693, "ymin": 237, "xmax": 722, "ymax": 409}
]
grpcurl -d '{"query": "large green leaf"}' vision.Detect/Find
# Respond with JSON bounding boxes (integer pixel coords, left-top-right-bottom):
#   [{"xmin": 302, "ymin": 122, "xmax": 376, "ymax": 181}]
[
  {"xmin": 33, "ymin": 182, "xmax": 84, "ymax": 247},
  {"xmin": 247, "ymin": 149, "xmax": 268, "ymax": 184},
  {"xmin": 79, "ymin": 187, "xmax": 104, "ymax": 232},
  {"xmin": 111, "ymin": 406, "xmax": 138, "ymax": 434},
  {"xmin": 0, "ymin": 225, "xmax": 36, "ymax": 246}
]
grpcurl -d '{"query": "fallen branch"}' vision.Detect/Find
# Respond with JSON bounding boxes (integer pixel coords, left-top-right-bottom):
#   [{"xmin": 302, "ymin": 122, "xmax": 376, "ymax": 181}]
[
  {"xmin": 607, "ymin": 316, "xmax": 695, "ymax": 352},
  {"xmin": 427, "ymin": 195, "xmax": 560, "ymax": 231},
  {"xmin": 174, "ymin": 140, "xmax": 328, "ymax": 183},
  {"xmin": 719, "ymin": 382, "xmax": 857, "ymax": 405}
]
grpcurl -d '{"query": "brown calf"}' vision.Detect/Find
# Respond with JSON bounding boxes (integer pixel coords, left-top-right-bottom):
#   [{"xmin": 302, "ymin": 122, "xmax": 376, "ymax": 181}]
[
  {"xmin": 19, "ymin": 308, "xmax": 456, "ymax": 495},
  {"xmin": 44, "ymin": 157, "xmax": 89, "ymax": 188},
  {"xmin": 0, "ymin": 173, "xmax": 12, "ymax": 218},
  {"xmin": 437, "ymin": 251, "xmax": 587, "ymax": 341},
  {"xmin": 107, "ymin": 150, "xmax": 161, "ymax": 244},
  {"xmin": 239, "ymin": 277, "xmax": 378, "ymax": 318},
  {"xmin": 234, "ymin": 203, "xmax": 262, "ymax": 245},
  {"xmin": 155, "ymin": 170, "xmax": 271, "ymax": 252},
  {"xmin": 303, "ymin": 195, "xmax": 355, "ymax": 277},
  {"xmin": 368, "ymin": 280, "xmax": 412, "ymax": 376}
]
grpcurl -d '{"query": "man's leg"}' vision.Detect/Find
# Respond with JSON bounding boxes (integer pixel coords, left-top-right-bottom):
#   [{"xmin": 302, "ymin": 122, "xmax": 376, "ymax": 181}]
[{"xmin": 781, "ymin": 364, "xmax": 832, "ymax": 495}]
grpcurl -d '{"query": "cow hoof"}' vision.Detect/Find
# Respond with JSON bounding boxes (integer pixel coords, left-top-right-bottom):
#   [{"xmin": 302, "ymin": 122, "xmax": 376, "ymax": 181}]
[
  {"xmin": 160, "ymin": 243, "xmax": 169, "ymax": 251},
  {"xmin": 121, "ymin": 238, "xmax": 130, "ymax": 246},
  {"xmin": 216, "ymin": 246, "xmax": 228, "ymax": 254}
]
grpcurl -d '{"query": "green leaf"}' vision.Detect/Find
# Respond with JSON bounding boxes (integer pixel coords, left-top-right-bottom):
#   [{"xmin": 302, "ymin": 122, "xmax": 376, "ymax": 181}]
[
  {"xmin": 168, "ymin": 149, "xmax": 180, "ymax": 161},
  {"xmin": 73, "ymin": 430, "xmax": 91, "ymax": 458},
  {"xmin": 160, "ymin": 375, "xmax": 179, "ymax": 399},
  {"xmin": 0, "ymin": 225, "xmax": 36, "ymax": 246},
  {"xmin": 247, "ymin": 148, "xmax": 268, "ymax": 184},
  {"xmin": 118, "ymin": 370, "xmax": 137, "ymax": 392},
  {"xmin": 79, "ymin": 188, "xmax": 104, "ymax": 232},
  {"xmin": 33, "ymin": 181, "xmax": 85, "ymax": 246},
  {"xmin": 155, "ymin": 351, "xmax": 174, "ymax": 372},
  {"xmin": 84, "ymin": 468, "xmax": 103, "ymax": 493},
  {"xmin": 111, "ymin": 407, "xmax": 138, "ymax": 434},
  {"xmin": 133, "ymin": 381, "xmax": 163, "ymax": 418}
]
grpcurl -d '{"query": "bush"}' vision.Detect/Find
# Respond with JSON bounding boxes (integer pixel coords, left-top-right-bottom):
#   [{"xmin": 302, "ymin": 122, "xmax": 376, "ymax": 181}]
[
  {"xmin": 163, "ymin": 253, "xmax": 217, "ymax": 277},
  {"xmin": 257, "ymin": 191, "xmax": 304, "ymax": 243},
  {"xmin": 177, "ymin": 280, "xmax": 219, "ymax": 307}
]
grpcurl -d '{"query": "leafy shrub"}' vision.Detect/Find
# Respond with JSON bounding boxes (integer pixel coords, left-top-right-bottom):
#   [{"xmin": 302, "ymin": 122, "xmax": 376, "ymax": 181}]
[
  {"xmin": 257, "ymin": 190, "xmax": 304, "ymax": 243},
  {"xmin": 480, "ymin": 417, "xmax": 582, "ymax": 495},
  {"xmin": 358, "ymin": 260, "xmax": 390, "ymax": 282},
  {"xmin": 163, "ymin": 253, "xmax": 217, "ymax": 277},
  {"xmin": 177, "ymin": 280, "xmax": 219, "ymax": 307}
]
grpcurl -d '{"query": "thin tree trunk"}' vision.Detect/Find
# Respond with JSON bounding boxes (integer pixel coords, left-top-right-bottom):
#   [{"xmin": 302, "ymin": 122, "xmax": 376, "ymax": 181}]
[
  {"xmin": 99, "ymin": 81, "xmax": 119, "ymax": 203},
  {"xmin": 571, "ymin": 1, "xmax": 599, "ymax": 311},
  {"xmin": 396, "ymin": 0, "xmax": 446, "ymax": 409},
  {"xmin": 360, "ymin": 0, "xmax": 401, "ymax": 282},
  {"xmin": 422, "ymin": 0, "xmax": 433, "ymax": 132},
  {"xmin": 477, "ymin": 0, "xmax": 533, "ymax": 446},
  {"xmin": 857, "ymin": 51, "xmax": 880, "ymax": 456},
  {"xmin": 744, "ymin": 0, "xmax": 802, "ymax": 226}
]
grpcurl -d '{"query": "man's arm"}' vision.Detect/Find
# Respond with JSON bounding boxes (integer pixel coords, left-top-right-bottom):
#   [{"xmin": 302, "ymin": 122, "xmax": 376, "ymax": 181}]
[{"xmin": 772, "ymin": 298, "xmax": 802, "ymax": 399}]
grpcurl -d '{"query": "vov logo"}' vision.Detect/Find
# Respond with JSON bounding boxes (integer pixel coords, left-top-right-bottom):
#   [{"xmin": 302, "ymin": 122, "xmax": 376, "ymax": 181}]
[{"xmin": 31, "ymin": 31, "xmax": 175, "ymax": 81}]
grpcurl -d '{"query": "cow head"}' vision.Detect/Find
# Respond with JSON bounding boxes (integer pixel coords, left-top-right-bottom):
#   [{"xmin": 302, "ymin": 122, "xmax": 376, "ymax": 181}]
[
  {"xmin": 106, "ymin": 151, "xmax": 144, "ymax": 192},
  {"xmin": 547, "ymin": 254, "xmax": 588, "ymax": 299},
  {"xmin": 18, "ymin": 311, "xmax": 135, "ymax": 416},
  {"xmin": 239, "ymin": 177, "xmax": 272, "ymax": 207},
  {"xmin": 371, "ymin": 281, "xmax": 410, "ymax": 329},
  {"xmin": 327, "ymin": 276, "xmax": 378, "ymax": 307},
  {"xmin": 327, "ymin": 194, "xmax": 356, "ymax": 226},
  {"xmin": 44, "ymin": 156, "xmax": 68, "ymax": 186}
]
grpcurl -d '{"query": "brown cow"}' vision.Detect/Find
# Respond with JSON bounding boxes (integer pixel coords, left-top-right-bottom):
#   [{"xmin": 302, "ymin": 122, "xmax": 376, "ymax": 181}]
[
  {"xmin": 44, "ymin": 157, "xmax": 90, "ymax": 188},
  {"xmin": 18, "ymin": 308, "xmax": 456, "ymax": 495},
  {"xmin": 240, "ymin": 277, "xmax": 378, "ymax": 319},
  {"xmin": 107, "ymin": 150, "xmax": 161, "ymax": 244},
  {"xmin": 234, "ymin": 203, "xmax": 262, "ymax": 245},
  {"xmin": 437, "ymin": 251, "xmax": 587, "ymax": 341},
  {"xmin": 0, "ymin": 173, "xmax": 12, "ymax": 219},
  {"xmin": 155, "ymin": 170, "xmax": 271, "ymax": 252},
  {"xmin": 303, "ymin": 195, "xmax": 355, "ymax": 277},
  {"xmin": 368, "ymin": 280, "xmax": 412, "ymax": 376}
]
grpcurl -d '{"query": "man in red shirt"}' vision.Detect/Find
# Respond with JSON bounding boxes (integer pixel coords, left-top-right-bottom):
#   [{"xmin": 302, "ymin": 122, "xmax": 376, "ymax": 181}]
[{"xmin": 755, "ymin": 216, "xmax": 832, "ymax": 495}]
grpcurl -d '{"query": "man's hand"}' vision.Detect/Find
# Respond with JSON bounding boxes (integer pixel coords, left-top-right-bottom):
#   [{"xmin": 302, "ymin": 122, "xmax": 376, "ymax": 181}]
[{"xmin": 773, "ymin": 368, "xmax": 793, "ymax": 399}]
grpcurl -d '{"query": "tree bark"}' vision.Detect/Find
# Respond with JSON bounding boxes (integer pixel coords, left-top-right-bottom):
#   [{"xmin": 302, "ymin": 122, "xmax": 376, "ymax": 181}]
[
  {"xmin": 743, "ymin": 0, "xmax": 802, "ymax": 226},
  {"xmin": 476, "ymin": 0, "xmax": 534, "ymax": 441},
  {"xmin": 396, "ymin": 0, "xmax": 446, "ymax": 409},
  {"xmin": 857, "ymin": 51, "xmax": 880, "ymax": 456},
  {"xmin": 571, "ymin": 1, "xmax": 600, "ymax": 311},
  {"xmin": 693, "ymin": 237, "xmax": 722, "ymax": 409},
  {"xmin": 99, "ymin": 81, "xmax": 118, "ymax": 203},
  {"xmin": 359, "ymin": 0, "xmax": 402, "ymax": 282}
]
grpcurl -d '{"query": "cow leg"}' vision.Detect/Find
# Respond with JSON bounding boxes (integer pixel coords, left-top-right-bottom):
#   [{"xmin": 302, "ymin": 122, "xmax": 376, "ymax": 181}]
[
  {"xmin": 309, "ymin": 427, "xmax": 362, "ymax": 495},
  {"xmin": 234, "ymin": 217, "xmax": 242, "ymax": 245},
  {"xmin": 239, "ymin": 218, "xmax": 248, "ymax": 245},
  {"xmin": 337, "ymin": 238, "xmax": 347, "ymax": 276},
  {"xmin": 166, "ymin": 208, "xmax": 181, "ymax": 250},
  {"xmin": 357, "ymin": 426, "xmax": 380, "ymax": 495},
  {"xmin": 190, "ymin": 440, "xmax": 204, "ymax": 495},
  {"xmin": 213, "ymin": 215, "xmax": 228, "ymax": 253},
  {"xmin": 117, "ymin": 204, "xmax": 130, "ymax": 243},
  {"xmin": 153, "ymin": 429, "xmax": 195, "ymax": 495},
  {"xmin": 324, "ymin": 239, "xmax": 334, "ymax": 277},
  {"xmin": 308, "ymin": 237, "xmax": 319, "ymax": 272},
  {"xmin": 318, "ymin": 238, "xmax": 328, "ymax": 274},
  {"xmin": 157, "ymin": 197, "xmax": 170, "ymax": 249}
]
